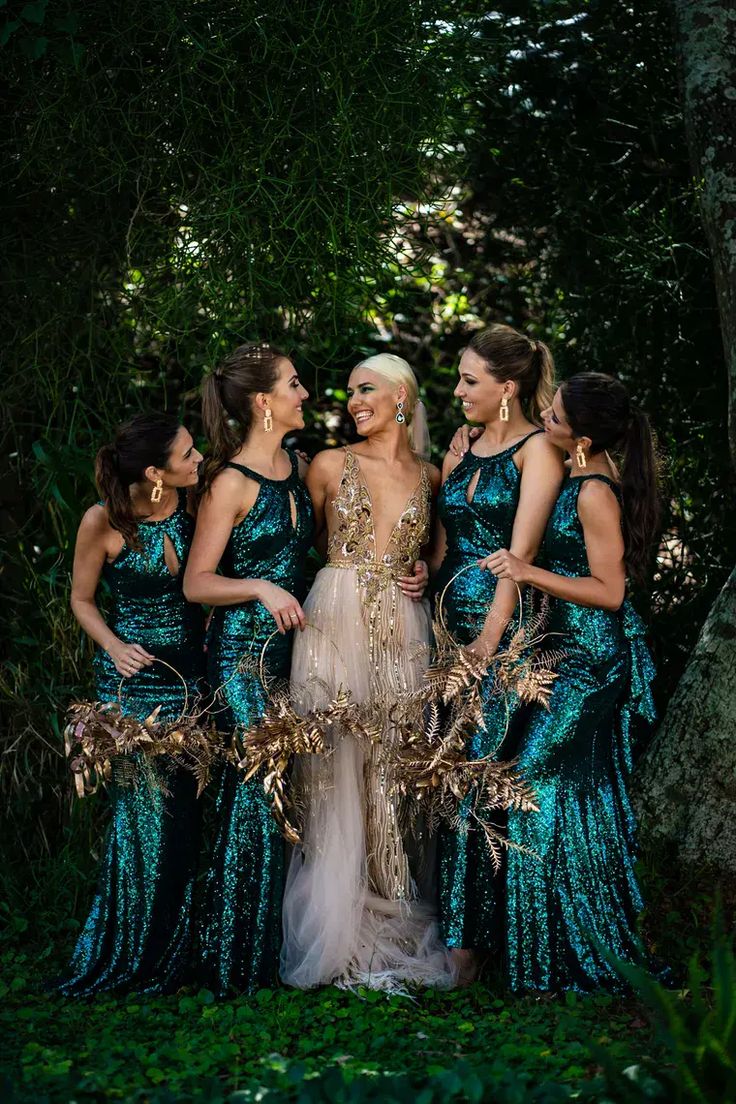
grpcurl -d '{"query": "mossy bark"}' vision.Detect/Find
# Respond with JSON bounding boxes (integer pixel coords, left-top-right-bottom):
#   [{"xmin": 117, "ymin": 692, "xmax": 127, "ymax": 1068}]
[{"xmin": 636, "ymin": 0, "xmax": 736, "ymax": 870}]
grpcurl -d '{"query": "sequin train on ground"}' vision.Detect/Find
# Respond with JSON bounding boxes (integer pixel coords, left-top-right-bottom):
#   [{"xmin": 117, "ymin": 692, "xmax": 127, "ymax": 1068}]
[{"xmin": 56, "ymin": 489, "xmax": 206, "ymax": 997}]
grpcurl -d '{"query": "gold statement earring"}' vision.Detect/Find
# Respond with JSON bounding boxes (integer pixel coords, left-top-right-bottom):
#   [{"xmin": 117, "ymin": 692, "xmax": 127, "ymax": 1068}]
[
  {"xmin": 576, "ymin": 443, "xmax": 587, "ymax": 469},
  {"xmin": 264, "ymin": 407, "xmax": 273, "ymax": 433},
  {"xmin": 500, "ymin": 394, "xmax": 510, "ymax": 422},
  {"xmin": 150, "ymin": 477, "xmax": 164, "ymax": 503}
]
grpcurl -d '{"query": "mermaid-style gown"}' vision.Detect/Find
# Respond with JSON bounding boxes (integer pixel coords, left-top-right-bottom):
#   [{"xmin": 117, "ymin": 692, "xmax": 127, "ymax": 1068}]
[
  {"xmin": 506, "ymin": 474, "xmax": 655, "ymax": 991},
  {"xmin": 199, "ymin": 451, "xmax": 314, "ymax": 996},
  {"xmin": 434, "ymin": 432, "xmax": 541, "ymax": 950},
  {"xmin": 281, "ymin": 448, "xmax": 455, "ymax": 990},
  {"xmin": 58, "ymin": 489, "xmax": 205, "ymax": 997}
]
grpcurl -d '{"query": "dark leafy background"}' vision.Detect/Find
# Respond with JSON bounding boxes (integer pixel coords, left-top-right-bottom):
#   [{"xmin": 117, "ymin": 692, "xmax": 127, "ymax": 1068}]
[{"xmin": 1, "ymin": 1, "xmax": 734, "ymax": 1099}]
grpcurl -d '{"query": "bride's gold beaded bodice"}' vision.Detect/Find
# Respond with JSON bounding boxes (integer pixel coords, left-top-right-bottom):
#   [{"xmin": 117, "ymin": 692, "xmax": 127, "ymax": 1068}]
[{"xmin": 327, "ymin": 448, "xmax": 430, "ymax": 594}]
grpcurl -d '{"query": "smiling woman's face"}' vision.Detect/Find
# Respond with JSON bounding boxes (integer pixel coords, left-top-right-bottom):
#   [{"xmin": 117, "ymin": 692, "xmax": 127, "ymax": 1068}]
[
  {"xmin": 453, "ymin": 348, "xmax": 510, "ymax": 424},
  {"xmin": 346, "ymin": 368, "xmax": 404, "ymax": 436}
]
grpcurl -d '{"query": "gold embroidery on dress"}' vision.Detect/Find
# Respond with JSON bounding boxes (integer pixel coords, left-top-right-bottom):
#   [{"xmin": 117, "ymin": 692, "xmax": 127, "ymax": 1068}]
[
  {"xmin": 325, "ymin": 448, "xmax": 432, "ymax": 901},
  {"xmin": 327, "ymin": 448, "xmax": 430, "ymax": 600}
]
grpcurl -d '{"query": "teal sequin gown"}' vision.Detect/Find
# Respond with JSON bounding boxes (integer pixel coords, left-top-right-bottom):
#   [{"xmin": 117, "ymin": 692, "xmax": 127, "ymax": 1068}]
[
  {"xmin": 506, "ymin": 474, "xmax": 655, "ymax": 991},
  {"xmin": 435, "ymin": 432, "xmax": 541, "ymax": 950},
  {"xmin": 199, "ymin": 451, "xmax": 314, "ymax": 996},
  {"xmin": 58, "ymin": 489, "xmax": 206, "ymax": 997}
]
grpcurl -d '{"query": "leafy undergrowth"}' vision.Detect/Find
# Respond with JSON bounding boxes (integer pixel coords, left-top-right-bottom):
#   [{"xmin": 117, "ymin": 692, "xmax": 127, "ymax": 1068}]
[{"xmin": 1, "ymin": 915, "xmax": 661, "ymax": 1104}]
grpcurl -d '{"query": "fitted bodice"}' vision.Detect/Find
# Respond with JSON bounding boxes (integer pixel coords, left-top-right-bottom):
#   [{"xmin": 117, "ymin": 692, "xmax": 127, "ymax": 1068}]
[
  {"xmin": 434, "ymin": 433, "xmax": 541, "ymax": 641},
  {"xmin": 541, "ymin": 473, "xmax": 620, "ymax": 576},
  {"xmin": 95, "ymin": 489, "xmax": 205, "ymax": 717},
  {"xmin": 216, "ymin": 450, "xmax": 315, "ymax": 637},
  {"xmin": 438, "ymin": 432, "xmax": 541, "ymax": 567},
  {"xmin": 326, "ymin": 448, "xmax": 430, "ymax": 579},
  {"xmin": 542, "ymin": 474, "xmax": 629, "ymax": 662},
  {"xmin": 102, "ymin": 490, "xmax": 193, "ymax": 613},
  {"xmin": 100, "ymin": 489, "xmax": 201, "ymax": 657}
]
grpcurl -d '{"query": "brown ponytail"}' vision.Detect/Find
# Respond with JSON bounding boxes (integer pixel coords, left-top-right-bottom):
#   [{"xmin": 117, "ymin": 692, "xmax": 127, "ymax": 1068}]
[
  {"xmin": 199, "ymin": 342, "xmax": 285, "ymax": 497},
  {"xmin": 560, "ymin": 373, "xmax": 660, "ymax": 585},
  {"xmin": 469, "ymin": 324, "xmax": 555, "ymax": 424},
  {"xmin": 95, "ymin": 413, "xmax": 181, "ymax": 550},
  {"xmin": 532, "ymin": 340, "xmax": 556, "ymax": 423},
  {"xmin": 620, "ymin": 408, "xmax": 660, "ymax": 586}
]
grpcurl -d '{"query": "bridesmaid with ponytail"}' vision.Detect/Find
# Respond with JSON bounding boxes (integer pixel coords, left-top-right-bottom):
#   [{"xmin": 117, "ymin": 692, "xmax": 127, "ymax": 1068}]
[
  {"xmin": 58, "ymin": 414, "xmax": 205, "ymax": 996},
  {"xmin": 433, "ymin": 324, "xmax": 564, "ymax": 982},
  {"xmin": 184, "ymin": 343, "xmax": 314, "ymax": 996},
  {"xmin": 485, "ymin": 373, "xmax": 659, "ymax": 991}
]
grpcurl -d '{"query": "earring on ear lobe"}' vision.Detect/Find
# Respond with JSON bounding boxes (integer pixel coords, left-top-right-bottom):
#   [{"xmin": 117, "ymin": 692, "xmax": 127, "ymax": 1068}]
[
  {"xmin": 150, "ymin": 477, "xmax": 164, "ymax": 503},
  {"xmin": 264, "ymin": 407, "xmax": 273, "ymax": 433},
  {"xmin": 575, "ymin": 443, "xmax": 587, "ymax": 469},
  {"xmin": 500, "ymin": 395, "xmax": 510, "ymax": 422},
  {"xmin": 395, "ymin": 401, "xmax": 406, "ymax": 425}
]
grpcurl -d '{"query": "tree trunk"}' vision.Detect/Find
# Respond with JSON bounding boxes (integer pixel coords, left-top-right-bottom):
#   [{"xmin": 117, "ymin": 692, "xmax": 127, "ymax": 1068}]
[{"xmin": 636, "ymin": 0, "xmax": 736, "ymax": 869}]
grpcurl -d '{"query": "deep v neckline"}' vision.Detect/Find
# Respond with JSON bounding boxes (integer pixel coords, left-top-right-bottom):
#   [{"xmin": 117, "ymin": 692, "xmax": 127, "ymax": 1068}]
[{"xmin": 346, "ymin": 449, "xmax": 426, "ymax": 562}]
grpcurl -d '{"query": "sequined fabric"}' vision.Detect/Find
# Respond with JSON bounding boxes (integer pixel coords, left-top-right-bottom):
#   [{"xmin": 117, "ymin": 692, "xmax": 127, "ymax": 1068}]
[
  {"xmin": 199, "ymin": 451, "xmax": 314, "ymax": 996},
  {"xmin": 57, "ymin": 490, "xmax": 205, "ymax": 997},
  {"xmin": 506, "ymin": 474, "xmax": 656, "ymax": 992},
  {"xmin": 435, "ymin": 433, "xmax": 541, "ymax": 949}
]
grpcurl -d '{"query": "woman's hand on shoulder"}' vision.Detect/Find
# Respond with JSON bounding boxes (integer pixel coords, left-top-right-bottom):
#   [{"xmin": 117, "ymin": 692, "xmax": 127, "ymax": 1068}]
[{"xmin": 448, "ymin": 424, "xmax": 482, "ymax": 457}]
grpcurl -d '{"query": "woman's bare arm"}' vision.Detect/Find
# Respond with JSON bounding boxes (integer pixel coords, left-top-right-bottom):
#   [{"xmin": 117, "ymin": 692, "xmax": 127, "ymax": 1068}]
[
  {"xmin": 70, "ymin": 506, "xmax": 156, "ymax": 676},
  {"xmin": 487, "ymin": 480, "xmax": 626, "ymax": 612}
]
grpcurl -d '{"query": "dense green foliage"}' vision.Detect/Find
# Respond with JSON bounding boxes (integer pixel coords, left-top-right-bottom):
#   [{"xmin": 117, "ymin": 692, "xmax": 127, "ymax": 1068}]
[
  {"xmin": 4, "ymin": 892, "xmax": 736, "ymax": 1101},
  {"xmin": 4, "ymin": 2, "xmax": 734, "ymax": 876},
  {"xmin": 3, "ymin": 3, "xmax": 736, "ymax": 1099}
]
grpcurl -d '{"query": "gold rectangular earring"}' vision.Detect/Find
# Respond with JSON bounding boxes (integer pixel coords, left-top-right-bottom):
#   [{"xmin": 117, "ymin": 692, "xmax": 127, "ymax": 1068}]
[
  {"xmin": 264, "ymin": 407, "xmax": 273, "ymax": 433},
  {"xmin": 151, "ymin": 478, "xmax": 164, "ymax": 503},
  {"xmin": 500, "ymin": 396, "xmax": 510, "ymax": 422}
]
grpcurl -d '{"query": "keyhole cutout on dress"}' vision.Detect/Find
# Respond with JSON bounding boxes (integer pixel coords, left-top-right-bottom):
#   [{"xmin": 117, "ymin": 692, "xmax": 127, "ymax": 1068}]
[
  {"xmin": 163, "ymin": 533, "xmax": 180, "ymax": 577},
  {"xmin": 287, "ymin": 489, "xmax": 297, "ymax": 530},
  {"xmin": 465, "ymin": 467, "xmax": 481, "ymax": 505}
]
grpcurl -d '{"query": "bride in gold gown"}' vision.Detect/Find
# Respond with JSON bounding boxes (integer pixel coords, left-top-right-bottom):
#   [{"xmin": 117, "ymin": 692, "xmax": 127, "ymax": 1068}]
[{"xmin": 280, "ymin": 354, "xmax": 457, "ymax": 990}]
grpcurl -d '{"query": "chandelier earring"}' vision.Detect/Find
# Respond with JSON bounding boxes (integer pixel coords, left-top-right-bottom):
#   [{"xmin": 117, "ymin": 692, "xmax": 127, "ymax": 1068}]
[{"xmin": 395, "ymin": 400, "xmax": 406, "ymax": 425}]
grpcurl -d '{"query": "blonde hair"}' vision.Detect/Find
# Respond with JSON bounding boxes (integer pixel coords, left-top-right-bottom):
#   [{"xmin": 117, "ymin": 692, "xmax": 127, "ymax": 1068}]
[
  {"xmin": 469, "ymin": 324, "xmax": 555, "ymax": 424},
  {"xmin": 354, "ymin": 353, "xmax": 430, "ymax": 458}
]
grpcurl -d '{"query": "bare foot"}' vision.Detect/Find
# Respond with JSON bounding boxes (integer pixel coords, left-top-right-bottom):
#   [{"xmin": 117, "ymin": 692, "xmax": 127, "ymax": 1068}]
[{"xmin": 451, "ymin": 948, "xmax": 478, "ymax": 987}]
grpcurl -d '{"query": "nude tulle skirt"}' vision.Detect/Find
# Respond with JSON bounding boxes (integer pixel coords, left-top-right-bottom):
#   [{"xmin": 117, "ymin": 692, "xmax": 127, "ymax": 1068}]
[{"xmin": 280, "ymin": 565, "xmax": 456, "ymax": 991}]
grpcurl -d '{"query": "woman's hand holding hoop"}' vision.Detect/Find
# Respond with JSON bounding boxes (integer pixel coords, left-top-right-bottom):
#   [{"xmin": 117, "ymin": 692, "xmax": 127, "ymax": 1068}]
[
  {"xmin": 108, "ymin": 641, "xmax": 156, "ymax": 678},
  {"xmin": 481, "ymin": 548, "xmax": 529, "ymax": 584},
  {"xmin": 255, "ymin": 580, "xmax": 306, "ymax": 634}
]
